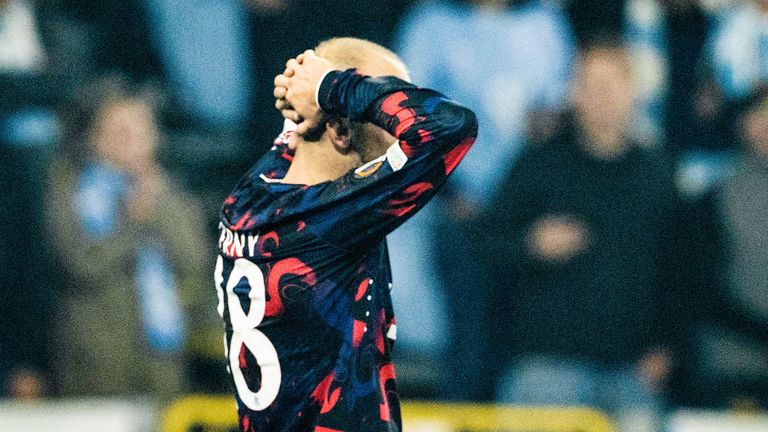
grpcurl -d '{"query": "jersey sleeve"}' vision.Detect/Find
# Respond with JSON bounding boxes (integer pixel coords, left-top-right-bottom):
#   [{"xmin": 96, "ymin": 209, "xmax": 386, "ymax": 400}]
[{"xmin": 301, "ymin": 69, "xmax": 478, "ymax": 251}]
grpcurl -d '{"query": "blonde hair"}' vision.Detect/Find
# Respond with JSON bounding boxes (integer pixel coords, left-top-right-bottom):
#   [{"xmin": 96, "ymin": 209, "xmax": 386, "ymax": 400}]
[{"xmin": 315, "ymin": 37, "xmax": 409, "ymax": 80}]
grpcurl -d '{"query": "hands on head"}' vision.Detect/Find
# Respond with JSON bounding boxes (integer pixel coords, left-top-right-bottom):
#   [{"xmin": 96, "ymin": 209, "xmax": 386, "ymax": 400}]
[{"xmin": 273, "ymin": 50, "xmax": 336, "ymax": 136}]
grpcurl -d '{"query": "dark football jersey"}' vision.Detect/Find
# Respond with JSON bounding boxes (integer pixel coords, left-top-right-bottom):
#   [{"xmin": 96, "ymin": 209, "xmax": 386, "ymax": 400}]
[{"xmin": 216, "ymin": 69, "xmax": 477, "ymax": 432}]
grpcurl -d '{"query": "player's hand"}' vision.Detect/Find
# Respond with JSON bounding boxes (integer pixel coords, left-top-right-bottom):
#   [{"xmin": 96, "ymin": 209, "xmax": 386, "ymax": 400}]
[{"xmin": 274, "ymin": 50, "xmax": 336, "ymax": 136}]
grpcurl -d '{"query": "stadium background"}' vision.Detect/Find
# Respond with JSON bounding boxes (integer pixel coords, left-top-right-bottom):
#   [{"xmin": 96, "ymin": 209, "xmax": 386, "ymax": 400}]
[{"xmin": 1, "ymin": 0, "xmax": 767, "ymax": 431}]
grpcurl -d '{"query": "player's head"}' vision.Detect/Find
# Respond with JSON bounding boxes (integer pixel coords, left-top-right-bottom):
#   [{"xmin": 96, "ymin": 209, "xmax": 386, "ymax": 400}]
[
  {"xmin": 573, "ymin": 35, "xmax": 635, "ymax": 144},
  {"xmin": 310, "ymin": 37, "xmax": 410, "ymax": 162},
  {"xmin": 315, "ymin": 38, "xmax": 409, "ymax": 81}
]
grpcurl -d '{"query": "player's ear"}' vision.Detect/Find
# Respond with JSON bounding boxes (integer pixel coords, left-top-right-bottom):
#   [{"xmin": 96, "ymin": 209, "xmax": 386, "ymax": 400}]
[{"xmin": 326, "ymin": 117, "xmax": 353, "ymax": 154}]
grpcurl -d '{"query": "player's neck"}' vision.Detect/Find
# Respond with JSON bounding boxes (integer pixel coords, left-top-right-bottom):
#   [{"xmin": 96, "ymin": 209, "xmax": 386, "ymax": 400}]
[{"xmin": 282, "ymin": 138, "xmax": 361, "ymax": 185}]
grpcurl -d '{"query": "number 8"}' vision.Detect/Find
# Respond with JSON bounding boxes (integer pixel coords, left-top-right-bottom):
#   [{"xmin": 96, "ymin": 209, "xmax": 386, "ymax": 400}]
[{"xmin": 215, "ymin": 255, "xmax": 281, "ymax": 411}]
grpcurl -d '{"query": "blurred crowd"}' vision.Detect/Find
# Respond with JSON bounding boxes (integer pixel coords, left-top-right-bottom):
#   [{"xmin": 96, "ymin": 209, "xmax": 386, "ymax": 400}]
[{"xmin": 0, "ymin": 0, "xmax": 767, "ymax": 430}]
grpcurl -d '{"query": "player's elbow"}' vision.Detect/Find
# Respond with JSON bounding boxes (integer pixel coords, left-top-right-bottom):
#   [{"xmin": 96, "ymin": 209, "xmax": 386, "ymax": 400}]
[
  {"xmin": 438, "ymin": 101, "xmax": 478, "ymax": 146},
  {"xmin": 460, "ymin": 105, "xmax": 478, "ymax": 140},
  {"xmin": 450, "ymin": 103, "xmax": 478, "ymax": 148}
]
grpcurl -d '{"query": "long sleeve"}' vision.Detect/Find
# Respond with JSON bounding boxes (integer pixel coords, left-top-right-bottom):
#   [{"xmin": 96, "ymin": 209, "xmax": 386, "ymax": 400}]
[
  {"xmin": 318, "ymin": 68, "xmax": 477, "ymax": 161},
  {"xmin": 292, "ymin": 69, "xmax": 478, "ymax": 250}
]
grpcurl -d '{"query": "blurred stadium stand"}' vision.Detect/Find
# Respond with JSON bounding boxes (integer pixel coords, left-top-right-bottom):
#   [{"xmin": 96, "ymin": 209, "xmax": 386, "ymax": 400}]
[
  {"xmin": 3, "ymin": 397, "xmax": 768, "ymax": 432},
  {"xmin": 2, "ymin": 0, "xmax": 768, "ymax": 431}
]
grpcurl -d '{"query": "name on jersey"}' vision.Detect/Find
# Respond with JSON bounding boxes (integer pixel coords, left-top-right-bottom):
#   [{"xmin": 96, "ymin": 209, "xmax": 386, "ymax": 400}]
[{"xmin": 218, "ymin": 222, "xmax": 259, "ymax": 258}]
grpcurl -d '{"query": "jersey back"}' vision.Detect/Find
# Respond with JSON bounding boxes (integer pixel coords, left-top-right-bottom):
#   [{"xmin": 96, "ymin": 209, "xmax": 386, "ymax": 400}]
[{"xmin": 216, "ymin": 69, "xmax": 478, "ymax": 432}]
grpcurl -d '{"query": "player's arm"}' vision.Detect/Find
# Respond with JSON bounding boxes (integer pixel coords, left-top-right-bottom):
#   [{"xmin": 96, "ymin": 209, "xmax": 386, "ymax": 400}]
[
  {"xmin": 275, "ymin": 51, "xmax": 477, "ymax": 249},
  {"xmin": 276, "ymin": 51, "xmax": 477, "ymax": 164}
]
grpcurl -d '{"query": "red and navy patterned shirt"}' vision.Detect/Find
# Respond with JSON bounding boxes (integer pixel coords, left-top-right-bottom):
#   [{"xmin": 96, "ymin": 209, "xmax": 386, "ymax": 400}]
[{"xmin": 216, "ymin": 69, "xmax": 477, "ymax": 432}]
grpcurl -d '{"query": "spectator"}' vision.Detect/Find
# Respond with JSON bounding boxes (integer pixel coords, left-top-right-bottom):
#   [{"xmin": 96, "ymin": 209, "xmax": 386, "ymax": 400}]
[
  {"xmin": 475, "ymin": 38, "xmax": 682, "ymax": 429},
  {"xmin": 45, "ymin": 76, "xmax": 219, "ymax": 399},
  {"xmin": 389, "ymin": 0, "xmax": 574, "ymax": 399},
  {"xmin": 571, "ymin": 0, "xmax": 711, "ymax": 151},
  {"xmin": 684, "ymin": 86, "xmax": 768, "ymax": 408}
]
